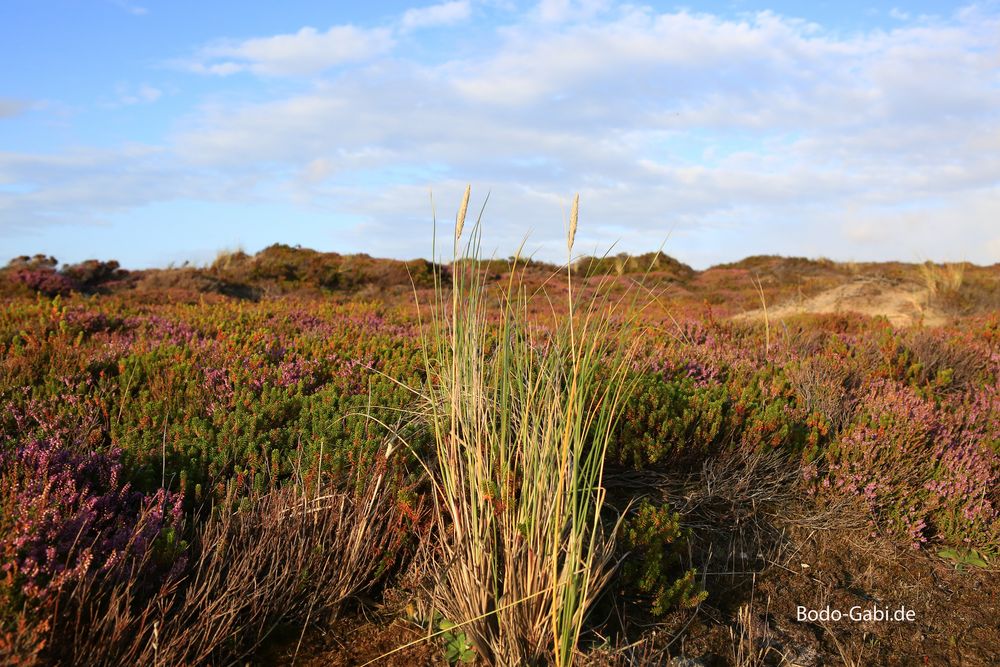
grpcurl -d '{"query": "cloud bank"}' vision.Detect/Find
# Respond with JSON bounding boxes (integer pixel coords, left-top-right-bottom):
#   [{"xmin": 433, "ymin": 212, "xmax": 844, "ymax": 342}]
[{"xmin": 2, "ymin": 1, "xmax": 999, "ymax": 266}]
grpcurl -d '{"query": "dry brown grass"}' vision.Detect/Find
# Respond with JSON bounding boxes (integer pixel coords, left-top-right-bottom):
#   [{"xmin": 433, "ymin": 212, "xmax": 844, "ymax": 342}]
[
  {"xmin": 819, "ymin": 621, "xmax": 868, "ymax": 667},
  {"xmin": 42, "ymin": 473, "xmax": 405, "ymax": 666},
  {"xmin": 785, "ymin": 356, "xmax": 861, "ymax": 432},
  {"xmin": 729, "ymin": 599, "xmax": 786, "ymax": 667},
  {"xmin": 919, "ymin": 260, "xmax": 965, "ymax": 298},
  {"xmin": 906, "ymin": 329, "xmax": 989, "ymax": 394}
]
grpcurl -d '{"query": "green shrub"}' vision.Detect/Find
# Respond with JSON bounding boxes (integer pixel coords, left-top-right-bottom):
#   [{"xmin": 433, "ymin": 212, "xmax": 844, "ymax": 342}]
[{"xmin": 619, "ymin": 500, "xmax": 706, "ymax": 615}]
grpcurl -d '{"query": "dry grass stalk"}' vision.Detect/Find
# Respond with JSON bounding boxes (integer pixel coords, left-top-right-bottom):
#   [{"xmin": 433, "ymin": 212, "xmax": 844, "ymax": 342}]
[{"xmin": 752, "ymin": 274, "xmax": 770, "ymax": 355}]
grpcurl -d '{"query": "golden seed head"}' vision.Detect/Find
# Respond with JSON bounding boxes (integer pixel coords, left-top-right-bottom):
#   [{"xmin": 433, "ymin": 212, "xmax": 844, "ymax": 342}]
[
  {"xmin": 456, "ymin": 185, "xmax": 471, "ymax": 242},
  {"xmin": 568, "ymin": 193, "xmax": 579, "ymax": 252}
]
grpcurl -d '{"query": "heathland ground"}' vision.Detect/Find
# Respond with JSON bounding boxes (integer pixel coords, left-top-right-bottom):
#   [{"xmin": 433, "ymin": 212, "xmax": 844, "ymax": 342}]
[{"xmin": 1, "ymin": 238, "xmax": 997, "ymax": 666}]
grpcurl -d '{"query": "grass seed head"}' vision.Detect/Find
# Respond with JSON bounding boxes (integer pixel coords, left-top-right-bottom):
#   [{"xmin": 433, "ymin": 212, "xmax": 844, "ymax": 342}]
[
  {"xmin": 568, "ymin": 193, "xmax": 579, "ymax": 252},
  {"xmin": 456, "ymin": 185, "xmax": 471, "ymax": 243}
]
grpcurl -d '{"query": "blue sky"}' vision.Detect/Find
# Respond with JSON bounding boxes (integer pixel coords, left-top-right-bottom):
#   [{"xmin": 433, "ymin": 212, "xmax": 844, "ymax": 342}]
[{"xmin": 1, "ymin": 0, "xmax": 998, "ymax": 269}]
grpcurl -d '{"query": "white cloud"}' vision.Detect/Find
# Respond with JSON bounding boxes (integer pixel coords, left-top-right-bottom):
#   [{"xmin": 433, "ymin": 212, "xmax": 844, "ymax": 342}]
[
  {"xmin": 184, "ymin": 2, "xmax": 476, "ymax": 78},
  {"xmin": 190, "ymin": 25, "xmax": 394, "ymax": 76},
  {"xmin": 0, "ymin": 147, "xmax": 241, "ymax": 232},
  {"xmin": 400, "ymin": 1, "xmax": 472, "ymax": 32}
]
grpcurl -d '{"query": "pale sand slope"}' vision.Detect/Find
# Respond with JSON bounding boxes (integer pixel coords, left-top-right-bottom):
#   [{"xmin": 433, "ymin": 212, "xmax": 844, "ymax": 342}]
[{"xmin": 735, "ymin": 277, "xmax": 948, "ymax": 328}]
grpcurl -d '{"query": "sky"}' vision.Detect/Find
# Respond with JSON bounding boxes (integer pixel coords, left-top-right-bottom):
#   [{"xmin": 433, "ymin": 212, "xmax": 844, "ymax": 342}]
[{"xmin": 1, "ymin": 0, "xmax": 998, "ymax": 269}]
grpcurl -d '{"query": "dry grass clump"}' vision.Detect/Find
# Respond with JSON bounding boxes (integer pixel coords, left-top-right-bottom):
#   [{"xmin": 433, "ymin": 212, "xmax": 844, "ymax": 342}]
[
  {"xmin": 919, "ymin": 260, "xmax": 965, "ymax": 298},
  {"xmin": 613, "ymin": 449, "xmax": 806, "ymax": 532},
  {"xmin": 729, "ymin": 602, "xmax": 766, "ymax": 667},
  {"xmin": 785, "ymin": 356, "xmax": 861, "ymax": 432},
  {"xmin": 919, "ymin": 260, "xmax": 970, "ymax": 315},
  {"xmin": 906, "ymin": 329, "xmax": 988, "ymax": 395},
  {"xmin": 729, "ymin": 600, "xmax": 789, "ymax": 667},
  {"xmin": 44, "ymin": 474, "xmax": 403, "ymax": 666},
  {"xmin": 407, "ymin": 190, "xmax": 640, "ymax": 666},
  {"xmin": 573, "ymin": 636, "xmax": 675, "ymax": 666},
  {"xmin": 210, "ymin": 246, "xmax": 249, "ymax": 273},
  {"xmin": 617, "ymin": 451, "xmax": 800, "ymax": 584},
  {"xmin": 607, "ymin": 446, "xmax": 863, "ymax": 615}
]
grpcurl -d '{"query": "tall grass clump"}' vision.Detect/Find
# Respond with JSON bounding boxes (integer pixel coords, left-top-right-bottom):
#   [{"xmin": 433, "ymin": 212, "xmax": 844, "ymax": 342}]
[
  {"xmin": 919, "ymin": 260, "xmax": 965, "ymax": 300},
  {"xmin": 414, "ymin": 189, "xmax": 640, "ymax": 666}
]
